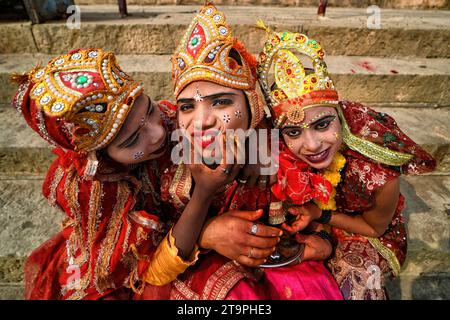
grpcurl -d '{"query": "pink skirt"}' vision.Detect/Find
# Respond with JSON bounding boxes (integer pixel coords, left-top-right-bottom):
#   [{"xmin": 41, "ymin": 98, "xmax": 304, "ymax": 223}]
[{"xmin": 227, "ymin": 261, "xmax": 343, "ymax": 300}]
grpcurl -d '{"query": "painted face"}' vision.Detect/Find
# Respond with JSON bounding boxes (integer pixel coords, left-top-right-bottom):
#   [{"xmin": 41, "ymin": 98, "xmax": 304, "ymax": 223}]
[
  {"xmin": 176, "ymin": 81, "xmax": 250, "ymax": 160},
  {"xmin": 281, "ymin": 106, "xmax": 342, "ymax": 169},
  {"xmin": 106, "ymin": 93, "xmax": 168, "ymax": 164}
]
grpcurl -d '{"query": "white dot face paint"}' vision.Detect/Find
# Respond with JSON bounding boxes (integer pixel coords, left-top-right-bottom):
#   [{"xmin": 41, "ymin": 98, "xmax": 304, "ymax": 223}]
[
  {"xmin": 133, "ymin": 151, "xmax": 144, "ymax": 160},
  {"xmin": 176, "ymin": 82, "xmax": 251, "ymax": 157},
  {"xmin": 235, "ymin": 110, "xmax": 242, "ymax": 119},
  {"xmin": 281, "ymin": 106, "xmax": 342, "ymax": 170}
]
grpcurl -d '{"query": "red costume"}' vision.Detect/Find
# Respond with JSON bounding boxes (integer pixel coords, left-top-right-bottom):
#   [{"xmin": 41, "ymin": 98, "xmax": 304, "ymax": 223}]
[
  {"xmin": 11, "ymin": 48, "xmax": 178, "ymax": 299},
  {"xmin": 137, "ymin": 4, "xmax": 343, "ymax": 300},
  {"xmin": 255, "ymin": 23, "xmax": 436, "ymax": 299},
  {"xmin": 327, "ymin": 100, "xmax": 436, "ymax": 299},
  {"xmin": 136, "ymin": 162, "xmax": 339, "ymax": 300}
]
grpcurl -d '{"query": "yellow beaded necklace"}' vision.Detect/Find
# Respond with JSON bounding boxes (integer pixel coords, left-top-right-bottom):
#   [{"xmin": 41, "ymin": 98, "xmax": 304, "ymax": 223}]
[{"xmin": 313, "ymin": 151, "xmax": 346, "ymax": 211}]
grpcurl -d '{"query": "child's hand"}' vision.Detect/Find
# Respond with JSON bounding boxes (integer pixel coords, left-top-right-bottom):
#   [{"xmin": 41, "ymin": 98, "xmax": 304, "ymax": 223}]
[
  {"xmin": 281, "ymin": 203, "xmax": 322, "ymax": 234},
  {"xmin": 236, "ymin": 163, "xmax": 277, "ymax": 188},
  {"xmin": 235, "ymin": 127, "xmax": 278, "ymax": 189},
  {"xmin": 198, "ymin": 209, "xmax": 282, "ymax": 268},
  {"xmin": 295, "ymin": 233, "xmax": 332, "ymax": 261},
  {"xmin": 188, "ymin": 132, "xmax": 241, "ymax": 199},
  {"xmin": 189, "ymin": 162, "xmax": 240, "ymax": 200}
]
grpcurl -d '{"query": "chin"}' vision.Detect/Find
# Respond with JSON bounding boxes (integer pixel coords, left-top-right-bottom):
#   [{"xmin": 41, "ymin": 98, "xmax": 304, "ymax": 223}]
[
  {"xmin": 306, "ymin": 158, "xmax": 333, "ymax": 170},
  {"xmin": 300, "ymin": 150, "xmax": 336, "ymax": 170}
]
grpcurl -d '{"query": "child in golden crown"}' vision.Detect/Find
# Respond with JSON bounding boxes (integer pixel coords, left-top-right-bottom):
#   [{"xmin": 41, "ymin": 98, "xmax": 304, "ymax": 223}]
[
  {"xmin": 135, "ymin": 3, "xmax": 343, "ymax": 300},
  {"xmin": 11, "ymin": 48, "xmax": 297, "ymax": 299},
  {"xmin": 11, "ymin": 47, "xmax": 264, "ymax": 300},
  {"xmin": 255, "ymin": 23, "xmax": 436, "ymax": 299}
]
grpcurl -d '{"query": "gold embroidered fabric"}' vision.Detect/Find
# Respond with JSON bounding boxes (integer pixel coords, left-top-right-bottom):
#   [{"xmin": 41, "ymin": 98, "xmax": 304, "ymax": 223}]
[
  {"xmin": 337, "ymin": 106, "xmax": 413, "ymax": 166},
  {"xmin": 94, "ymin": 181, "xmax": 130, "ymax": 291},
  {"xmin": 366, "ymin": 237, "xmax": 401, "ymax": 277},
  {"xmin": 169, "ymin": 163, "xmax": 193, "ymax": 211}
]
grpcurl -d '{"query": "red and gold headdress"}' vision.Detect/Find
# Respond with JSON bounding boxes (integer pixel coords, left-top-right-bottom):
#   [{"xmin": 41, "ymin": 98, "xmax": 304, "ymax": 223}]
[
  {"xmin": 171, "ymin": 3, "xmax": 265, "ymax": 128},
  {"xmin": 12, "ymin": 48, "xmax": 143, "ymax": 154},
  {"xmin": 256, "ymin": 21, "xmax": 339, "ymax": 128},
  {"xmin": 255, "ymin": 23, "xmax": 415, "ymax": 167}
]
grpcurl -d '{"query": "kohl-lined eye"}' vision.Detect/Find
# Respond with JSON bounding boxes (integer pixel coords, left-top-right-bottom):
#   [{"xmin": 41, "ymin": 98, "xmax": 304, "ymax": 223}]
[
  {"xmin": 212, "ymin": 99, "xmax": 233, "ymax": 107},
  {"xmin": 124, "ymin": 134, "xmax": 140, "ymax": 148},
  {"xmin": 179, "ymin": 103, "xmax": 194, "ymax": 112},
  {"xmin": 314, "ymin": 116, "xmax": 336, "ymax": 130},
  {"xmin": 283, "ymin": 128, "xmax": 302, "ymax": 138}
]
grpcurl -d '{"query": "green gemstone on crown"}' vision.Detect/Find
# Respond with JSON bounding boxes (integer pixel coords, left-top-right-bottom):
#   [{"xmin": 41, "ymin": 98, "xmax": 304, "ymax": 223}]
[
  {"xmin": 76, "ymin": 75, "xmax": 88, "ymax": 84},
  {"xmin": 281, "ymin": 32, "xmax": 290, "ymax": 41},
  {"xmin": 191, "ymin": 37, "xmax": 199, "ymax": 46}
]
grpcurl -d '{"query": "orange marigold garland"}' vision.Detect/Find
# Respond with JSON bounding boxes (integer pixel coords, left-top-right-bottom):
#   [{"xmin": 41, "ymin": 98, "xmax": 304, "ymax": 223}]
[{"xmin": 314, "ymin": 152, "xmax": 346, "ymax": 211}]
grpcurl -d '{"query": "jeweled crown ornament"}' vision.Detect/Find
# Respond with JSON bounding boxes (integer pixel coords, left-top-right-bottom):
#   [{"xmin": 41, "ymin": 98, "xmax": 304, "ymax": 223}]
[
  {"xmin": 15, "ymin": 48, "xmax": 143, "ymax": 153},
  {"xmin": 256, "ymin": 21, "xmax": 339, "ymax": 128},
  {"xmin": 172, "ymin": 3, "xmax": 265, "ymax": 128},
  {"xmin": 254, "ymin": 22, "xmax": 414, "ymax": 167}
]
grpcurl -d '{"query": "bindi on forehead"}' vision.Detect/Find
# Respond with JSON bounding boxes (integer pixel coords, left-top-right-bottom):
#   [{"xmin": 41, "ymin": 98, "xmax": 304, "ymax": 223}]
[
  {"xmin": 178, "ymin": 81, "xmax": 243, "ymax": 101},
  {"xmin": 298, "ymin": 107, "xmax": 335, "ymax": 124},
  {"xmin": 122, "ymin": 96, "xmax": 147, "ymax": 126},
  {"xmin": 114, "ymin": 95, "xmax": 150, "ymax": 146}
]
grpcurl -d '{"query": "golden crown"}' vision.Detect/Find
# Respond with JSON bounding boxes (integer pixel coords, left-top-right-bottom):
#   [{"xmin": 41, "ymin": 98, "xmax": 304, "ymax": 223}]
[
  {"xmin": 28, "ymin": 48, "xmax": 143, "ymax": 152},
  {"xmin": 171, "ymin": 4, "xmax": 256, "ymax": 98},
  {"xmin": 256, "ymin": 22, "xmax": 339, "ymax": 127}
]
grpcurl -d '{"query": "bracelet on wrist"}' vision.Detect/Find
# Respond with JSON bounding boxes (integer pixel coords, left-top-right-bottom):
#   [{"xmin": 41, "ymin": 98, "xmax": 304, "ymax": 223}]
[{"xmin": 315, "ymin": 210, "xmax": 332, "ymax": 224}]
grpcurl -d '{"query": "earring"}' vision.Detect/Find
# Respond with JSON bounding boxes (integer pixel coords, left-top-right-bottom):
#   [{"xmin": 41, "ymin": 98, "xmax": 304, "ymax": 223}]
[
  {"xmin": 193, "ymin": 87, "xmax": 203, "ymax": 102},
  {"xmin": 133, "ymin": 151, "xmax": 144, "ymax": 160},
  {"xmin": 334, "ymin": 132, "xmax": 340, "ymax": 141}
]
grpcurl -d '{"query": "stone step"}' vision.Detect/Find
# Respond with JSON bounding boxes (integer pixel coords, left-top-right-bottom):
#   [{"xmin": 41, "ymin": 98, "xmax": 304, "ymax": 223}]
[
  {"xmin": 74, "ymin": 0, "xmax": 450, "ymax": 10},
  {"xmin": 1, "ymin": 54, "xmax": 449, "ymax": 106},
  {"xmin": 0, "ymin": 104, "xmax": 448, "ymax": 175},
  {"xmin": 0, "ymin": 283, "xmax": 23, "ymax": 300},
  {"xmin": 385, "ymin": 249, "xmax": 450, "ymax": 299},
  {"xmin": 1, "ymin": 5, "xmax": 449, "ymax": 57},
  {"xmin": 401, "ymin": 175, "xmax": 450, "ymax": 253},
  {"xmin": 0, "ymin": 178, "xmax": 62, "ymax": 258}
]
